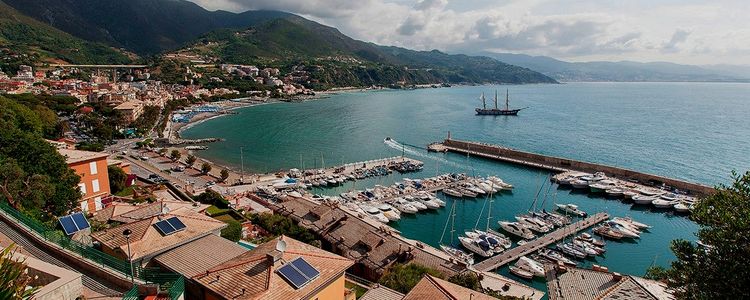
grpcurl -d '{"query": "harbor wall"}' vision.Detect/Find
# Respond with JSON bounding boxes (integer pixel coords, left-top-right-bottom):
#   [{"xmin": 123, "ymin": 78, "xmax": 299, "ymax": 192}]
[{"xmin": 442, "ymin": 139, "xmax": 714, "ymax": 196}]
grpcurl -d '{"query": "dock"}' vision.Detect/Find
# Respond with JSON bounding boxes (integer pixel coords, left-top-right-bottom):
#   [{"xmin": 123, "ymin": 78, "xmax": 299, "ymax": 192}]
[
  {"xmin": 432, "ymin": 137, "xmax": 714, "ymax": 196},
  {"xmin": 472, "ymin": 212, "xmax": 610, "ymax": 272}
]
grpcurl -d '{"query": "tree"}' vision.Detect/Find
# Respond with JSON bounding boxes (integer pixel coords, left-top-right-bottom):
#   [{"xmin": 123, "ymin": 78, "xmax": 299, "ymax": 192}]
[
  {"xmin": 170, "ymin": 149, "xmax": 181, "ymax": 161},
  {"xmin": 221, "ymin": 219, "xmax": 242, "ymax": 242},
  {"xmin": 201, "ymin": 162, "xmax": 212, "ymax": 174},
  {"xmin": 194, "ymin": 189, "xmax": 230, "ymax": 209},
  {"xmin": 448, "ymin": 272, "xmax": 481, "ymax": 291},
  {"xmin": 220, "ymin": 169, "xmax": 230, "ymax": 182},
  {"xmin": 378, "ymin": 263, "xmax": 444, "ymax": 294},
  {"xmin": 108, "ymin": 165, "xmax": 127, "ymax": 194},
  {"xmin": 659, "ymin": 171, "xmax": 750, "ymax": 299},
  {"xmin": 185, "ymin": 154, "xmax": 197, "ymax": 167},
  {"xmin": 0, "ymin": 244, "xmax": 38, "ymax": 300},
  {"xmin": 158, "ymin": 148, "xmax": 168, "ymax": 155}
]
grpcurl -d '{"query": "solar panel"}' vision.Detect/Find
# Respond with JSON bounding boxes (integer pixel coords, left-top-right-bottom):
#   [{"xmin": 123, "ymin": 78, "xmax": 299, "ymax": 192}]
[
  {"xmin": 277, "ymin": 264, "xmax": 308, "ymax": 289},
  {"xmin": 166, "ymin": 217, "xmax": 186, "ymax": 231},
  {"xmin": 71, "ymin": 213, "xmax": 90, "ymax": 230},
  {"xmin": 59, "ymin": 216, "xmax": 78, "ymax": 235},
  {"xmin": 154, "ymin": 220, "xmax": 176, "ymax": 235},
  {"xmin": 290, "ymin": 258, "xmax": 320, "ymax": 280}
]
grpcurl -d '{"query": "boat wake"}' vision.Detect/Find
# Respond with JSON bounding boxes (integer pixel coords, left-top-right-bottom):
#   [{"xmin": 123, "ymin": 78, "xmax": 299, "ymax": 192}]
[{"xmin": 383, "ymin": 138, "xmax": 464, "ymax": 169}]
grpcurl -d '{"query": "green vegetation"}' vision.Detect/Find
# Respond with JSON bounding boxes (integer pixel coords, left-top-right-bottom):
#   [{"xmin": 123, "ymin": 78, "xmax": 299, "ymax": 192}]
[
  {"xmin": 345, "ymin": 282, "xmax": 367, "ymax": 298},
  {"xmin": 170, "ymin": 149, "xmax": 181, "ymax": 161},
  {"xmin": 0, "ymin": 97, "xmax": 80, "ymax": 222},
  {"xmin": 0, "ymin": 244, "xmax": 37, "ymax": 300},
  {"xmin": 248, "ymin": 213, "xmax": 317, "ymax": 244},
  {"xmin": 220, "ymin": 169, "xmax": 230, "ymax": 182},
  {"xmin": 206, "ymin": 205, "xmax": 230, "ymax": 217},
  {"xmin": 76, "ymin": 141, "xmax": 105, "ymax": 152},
  {"xmin": 201, "ymin": 162, "xmax": 212, "ymax": 175},
  {"xmin": 379, "ymin": 263, "xmax": 444, "ymax": 294},
  {"xmin": 108, "ymin": 165, "xmax": 127, "ymax": 194},
  {"xmin": 132, "ymin": 106, "xmax": 160, "ymax": 133},
  {"xmin": 220, "ymin": 219, "xmax": 243, "ymax": 242},
  {"xmin": 194, "ymin": 190, "xmax": 230, "ymax": 209},
  {"xmin": 114, "ymin": 186, "xmax": 135, "ymax": 197},
  {"xmin": 649, "ymin": 170, "xmax": 750, "ymax": 299},
  {"xmin": 185, "ymin": 155, "xmax": 197, "ymax": 167}
]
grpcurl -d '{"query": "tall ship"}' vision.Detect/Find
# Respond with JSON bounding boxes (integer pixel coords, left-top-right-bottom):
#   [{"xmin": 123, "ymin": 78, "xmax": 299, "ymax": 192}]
[{"xmin": 476, "ymin": 90, "xmax": 525, "ymax": 115}]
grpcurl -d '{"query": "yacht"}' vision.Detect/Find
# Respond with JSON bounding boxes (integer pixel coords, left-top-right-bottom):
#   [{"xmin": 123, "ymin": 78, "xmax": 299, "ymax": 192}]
[
  {"xmin": 570, "ymin": 180, "xmax": 589, "ymax": 189},
  {"xmin": 509, "ymin": 266, "xmax": 534, "ymax": 279},
  {"xmin": 573, "ymin": 240, "xmax": 602, "ymax": 256},
  {"xmin": 632, "ymin": 195, "xmax": 656, "ymax": 205},
  {"xmin": 417, "ymin": 193, "xmax": 443, "ymax": 208},
  {"xmin": 440, "ymin": 245, "xmax": 474, "ymax": 265},
  {"xmin": 539, "ymin": 249, "xmax": 577, "ymax": 267},
  {"xmin": 442, "ymin": 188, "xmax": 464, "ymax": 197},
  {"xmin": 622, "ymin": 190, "xmax": 639, "ymax": 199},
  {"xmin": 606, "ymin": 221, "xmax": 640, "ymax": 238},
  {"xmin": 465, "ymin": 230, "xmax": 511, "ymax": 251},
  {"xmin": 477, "ymin": 182, "xmax": 496, "ymax": 193},
  {"xmin": 430, "ymin": 195, "xmax": 446, "ymax": 207},
  {"xmin": 417, "ymin": 196, "xmax": 440, "ymax": 209},
  {"xmin": 404, "ymin": 196, "xmax": 428, "ymax": 210},
  {"xmin": 637, "ymin": 189, "xmax": 664, "ymax": 197},
  {"xmin": 378, "ymin": 204, "xmax": 401, "ymax": 221},
  {"xmin": 515, "ymin": 216, "xmax": 552, "ymax": 233},
  {"xmin": 498, "ymin": 221, "xmax": 535, "ymax": 239},
  {"xmin": 593, "ymin": 225, "xmax": 624, "ymax": 240},
  {"xmin": 589, "ymin": 182, "xmax": 612, "ymax": 193},
  {"xmin": 360, "ymin": 205, "xmax": 389, "ymax": 223},
  {"xmin": 557, "ymin": 243, "xmax": 586, "ymax": 259},
  {"xmin": 605, "ymin": 188, "xmax": 625, "ymax": 197},
  {"xmin": 611, "ymin": 217, "xmax": 651, "ymax": 230},
  {"xmin": 660, "ymin": 193, "xmax": 679, "ymax": 201},
  {"xmin": 674, "ymin": 202, "xmax": 691, "ymax": 213},
  {"xmin": 652, "ymin": 199, "xmax": 678, "ymax": 209},
  {"xmin": 488, "ymin": 176, "xmax": 514, "ymax": 190},
  {"xmin": 555, "ymin": 204, "xmax": 587, "ymax": 217},
  {"xmin": 516, "ymin": 256, "xmax": 545, "ymax": 277},
  {"xmin": 458, "ymin": 236, "xmax": 494, "ymax": 257},
  {"xmin": 460, "ymin": 188, "xmax": 478, "ymax": 198},
  {"xmin": 393, "ymin": 198, "xmax": 418, "ymax": 214}
]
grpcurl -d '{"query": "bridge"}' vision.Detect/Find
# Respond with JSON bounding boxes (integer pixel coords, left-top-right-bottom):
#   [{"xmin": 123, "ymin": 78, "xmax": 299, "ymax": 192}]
[
  {"xmin": 48, "ymin": 64, "xmax": 148, "ymax": 68},
  {"xmin": 472, "ymin": 212, "xmax": 610, "ymax": 272}
]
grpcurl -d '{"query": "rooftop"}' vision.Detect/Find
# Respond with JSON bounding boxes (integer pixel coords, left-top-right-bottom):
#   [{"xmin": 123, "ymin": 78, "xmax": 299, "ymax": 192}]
[
  {"xmin": 57, "ymin": 149, "xmax": 109, "ymax": 165},
  {"xmin": 192, "ymin": 235, "xmax": 354, "ymax": 300},
  {"xmin": 359, "ymin": 284, "xmax": 404, "ymax": 300},
  {"xmin": 403, "ymin": 274, "xmax": 497, "ymax": 300},
  {"xmin": 547, "ymin": 266, "xmax": 673, "ymax": 300},
  {"xmin": 91, "ymin": 207, "xmax": 226, "ymax": 261},
  {"xmin": 153, "ymin": 234, "xmax": 248, "ymax": 278}
]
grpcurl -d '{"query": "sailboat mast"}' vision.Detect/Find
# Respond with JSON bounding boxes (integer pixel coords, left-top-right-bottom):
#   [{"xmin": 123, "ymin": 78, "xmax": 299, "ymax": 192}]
[
  {"xmin": 481, "ymin": 93, "xmax": 486, "ymax": 109},
  {"xmin": 494, "ymin": 90, "xmax": 498, "ymax": 109},
  {"xmin": 486, "ymin": 192, "xmax": 493, "ymax": 231},
  {"xmin": 506, "ymin": 89, "xmax": 509, "ymax": 110}
]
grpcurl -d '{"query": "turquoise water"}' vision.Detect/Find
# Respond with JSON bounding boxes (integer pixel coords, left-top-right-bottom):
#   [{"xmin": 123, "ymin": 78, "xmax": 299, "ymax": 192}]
[{"xmin": 183, "ymin": 82, "xmax": 750, "ymax": 292}]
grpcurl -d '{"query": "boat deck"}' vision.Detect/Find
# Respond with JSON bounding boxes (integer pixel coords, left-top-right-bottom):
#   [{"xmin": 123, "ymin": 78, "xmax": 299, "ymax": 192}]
[{"xmin": 472, "ymin": 212, "xmax": 610, "ymax": 272}]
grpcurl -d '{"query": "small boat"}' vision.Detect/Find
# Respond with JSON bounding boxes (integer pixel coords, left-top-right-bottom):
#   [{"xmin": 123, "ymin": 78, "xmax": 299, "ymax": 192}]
[
  {"xmin": 458, "ymin": 236, "xmax": 494, "ymax": 257},
  {"xmin": 606, "ymin": 221, "xmax": 640, "ymax": 238},
  {"xmin": 361, "ymin": 205, "xmax": 389, "ymax": 223},
  {"xmin": 570, "ymin": 180, "xmax": 589, "ymax": 189},
  {"xmin": 460, "ymin": 188, "xmax": 478, "ymax": 198},
  {"xmin": 442, "ymin": 188, "xmax": 463, "ymax": 197},
  {"xmin": 498, "ymin": 221, "xmax": 535, "ymax": 240},
  {"xmin": 622, "ymin": 190, "xmax": 638, "ymax": 199},
  {"xmin": 652, "ymin": 199, "xmax": 677, "ymax": 209},
  {"xmin": 417, "ymin": 196, "xmax": 440, "ymax": 209},
  {"xmin": 516, "ymin": 256, "xmax": 545, "ymax": 277},
  {"xmin": 611, "ymin": 217, "xmax": 651, "ymax": 230},
  {"xmin": 637, "ymin": 189, "xmax": 663, "ymax": 197},
  {"xmin": 509, "ymin": 266, "xmax": 534, "ymax": 279},
  {"xmin": 440, "ymin": 245, "xmax": 474, "ymax": 265},
  {"xmin": 556, "ymin": 204, "xmax": 587, "ymax": 217},
  {"xmin": 593, "ymin": 225, "xmax": 624, "ymax": 240},
  {"xmin": 660, "ymin": 193, "xmax": 679, "ymax": 201},
  {"xmin": 557, "ymin": 243, "xmax": 586, "ymax": 259},
  {"xmin": 605, "ymin": 188, "xmax": 625, "ymax": 197},
  {"xmin": 405, "ymin": 196, "xmax": 428, "ymax": 210},
  {"xmin": 674, "ymin": 202, "xmax": 691, "ymax": 213},
  {"xmin": 539, "ymin": 249, "xmax": 577, "ymax": 267},
  {"xmin": 632, "ymin": 195, "xmax": 655, "ymax": 205},
  {"xmin": 378, "ymin": 204, "xmax": 401, "ymax": 221},
  {"xmin": 515, "ymin": 216, "xmax": 552, "ymax": 233},
  {"xmin": 393, "ymin": 198, "xmax": 418, "ymax": 214},
  {"xmin": 589, "ymin": 183, "xmax": 611, "ymax": 193}
]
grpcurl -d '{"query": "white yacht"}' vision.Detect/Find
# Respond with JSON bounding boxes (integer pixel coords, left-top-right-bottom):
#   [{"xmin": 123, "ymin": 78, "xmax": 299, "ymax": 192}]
[
  {"xmin": 632, "ymin": 195, "xmax": 656, "ymax": 205},
  {"xmin": 378, "ymin": 203, "xmax": 401, "ymax": 221},
  {"xmin": 393, "ymin": 198, "xmax": 418, "ymax": 214},
  {"xmin": 466, "ymin": 229, "xmax": 512, "ymax": 250},
  {"xmin": 488, "ymin": 176, "xmax": 514, "ymax": 190},
  {"xmin": 440, "ymin": 245, "xmax": 474, "ymax": 265},
  {"xmin": 516, "ymin": 256, "xmax": 545, "ymax": 277},
  {"xmin": 417, "ymin": 195, "xmax": 440, "ymax": 209},
  {"xmin": 404, "ymin": 196, "xmax": 428, "ymax": 210},
  {"xmin": 360, "ymin": 205, "xmax": 389, "ymax": 223},
  {"xmin": 498, "ymin": 221, "xmax": 535, "ymax": 240},
  {"xmin": 555, "ymin": 204, "xmax": 587, "ymax": 217},
  {"xmin": 442, "ymin": 188, "xmax": 464, "ymax": 197},
  {"xmin": 515, "ymin": 216, "xmax": 551, "ymax": 233},
  {"xmin": 605, "ymin": 188, "xmax": 625, "ymax": 197},
  {"xmin": 611, "ymin": 217, "xmax": 651, "ymax": 230},
  {"xmin": 570, "ymin": 179, "xmax": 589, "ymax": 189},
  {"xmin": 674, "ymin": 202, "xmax": 691, "ymax": 213},
  {"xmin": 652, "ymin": 199, "xmax": 677, "ymax": 209},
  {"xmin": 458, "ymin": 236, "xmax": 494, "ymax": 257},
  {"xmin": 460, "ymin": 188, "xmax": 478, "ymax": 198}
]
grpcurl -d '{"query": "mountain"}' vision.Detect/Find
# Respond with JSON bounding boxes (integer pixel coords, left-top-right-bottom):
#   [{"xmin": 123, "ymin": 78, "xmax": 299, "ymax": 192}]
[
  {"xmin": 0, "ymin": 1, "xmax": 131, "ymax": 69},
  {"xmin": 483, "ymin": 52, "xmax": 750, "ymax": 82}
]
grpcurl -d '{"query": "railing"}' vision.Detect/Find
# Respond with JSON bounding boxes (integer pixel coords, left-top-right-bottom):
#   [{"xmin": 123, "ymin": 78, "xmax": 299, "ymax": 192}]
[
  {"xmin": 0, "ymin": 202, "xmax": 185, "ymax": 299},
  {"xmin": 121, "ymin": 286, "xmax": 139, "ymax": 300},
  {"xmin": 168, "ymin": 276, "xmax": 185, "ymax": 300}
]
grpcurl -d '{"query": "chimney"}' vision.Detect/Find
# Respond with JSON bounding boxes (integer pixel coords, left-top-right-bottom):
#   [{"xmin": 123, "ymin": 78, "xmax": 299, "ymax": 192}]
[
  {"xmin": 267, "ymin": 250, "xmax": 283, "ymax": 263},
  {"xmin": 612, "ymin": 272, "xmax": 622, "ymax": 282}
]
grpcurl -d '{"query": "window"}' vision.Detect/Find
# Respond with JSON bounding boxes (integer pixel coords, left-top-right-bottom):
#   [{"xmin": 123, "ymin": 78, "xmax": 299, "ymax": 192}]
[
  {"xmin": 92, "ymin": 179, "xmax": 100, "ymax": 193},
  {"xmin": 78, "ymin": 183, "xmax": 86, "ymax": 195},
  {"xmin": 89, "ymin": 161, "xmax": 98, "ymax": 175},
  {"xmin": 80, "ymin": 201, "xmax": 88, "ymax": 212},
  {"xmin": 94, "ymin": 197, "xmax": 103, "ymax": 211}
]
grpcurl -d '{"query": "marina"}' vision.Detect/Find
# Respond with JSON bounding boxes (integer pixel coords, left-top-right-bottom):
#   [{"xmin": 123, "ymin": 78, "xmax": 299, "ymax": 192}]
[{"xmin": 473, "ymin": 213, "xmax": 610, "ymax": 272}]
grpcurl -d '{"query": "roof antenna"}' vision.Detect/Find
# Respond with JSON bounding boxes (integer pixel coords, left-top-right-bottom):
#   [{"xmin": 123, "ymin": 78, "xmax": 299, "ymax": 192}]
[{"xmin": 276, "ymin": 236, "xmax": 287, "ymax": 253}]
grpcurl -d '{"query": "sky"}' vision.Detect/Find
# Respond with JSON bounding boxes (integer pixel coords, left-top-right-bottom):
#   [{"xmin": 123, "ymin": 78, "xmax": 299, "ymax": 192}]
[{"xmin": 187, "ymin": 0, "xmax": 750, "ymax": 65}]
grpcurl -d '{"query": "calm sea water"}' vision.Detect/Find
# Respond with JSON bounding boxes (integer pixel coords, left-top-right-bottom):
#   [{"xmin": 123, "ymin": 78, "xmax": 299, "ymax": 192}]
[{"xmin": 183, "ymin": 82, "xmax": 750, "ymax": 292}]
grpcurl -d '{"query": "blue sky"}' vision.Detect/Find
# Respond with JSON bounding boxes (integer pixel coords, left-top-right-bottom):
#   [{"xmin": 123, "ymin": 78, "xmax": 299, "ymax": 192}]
[{"xmin": 187, "ymin": 0, "xmax": 750, "ymax": 65}]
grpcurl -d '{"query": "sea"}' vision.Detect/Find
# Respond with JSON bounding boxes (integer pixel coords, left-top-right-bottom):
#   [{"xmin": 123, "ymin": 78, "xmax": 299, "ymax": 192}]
[{"xmin": 182, "ymin": 82, "xmax": 750, "ymax": 294}]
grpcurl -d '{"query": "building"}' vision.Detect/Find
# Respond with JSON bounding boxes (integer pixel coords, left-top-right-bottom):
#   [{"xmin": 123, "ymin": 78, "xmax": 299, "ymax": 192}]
[
  {"xmin": 6, "ymin": 251, "xmax": 84, "ymax": 300},
  {"xmin": 192, "ymin": 235, "xmax": 355, "ymax": 300},
  {"xmin": 359, "ymin": 274, "xmax": 500, "ymax": 300},
  {"xmin": 114, "ymin": 100, "xmax": 144, "ymax": 123},
  {"xmin": 547, "ymin": 266, "xmax": 674, "ymax": 300},
  {"xmin": 92, "ymin": 200, "xmax": 208, "ymax": 224},
  {"xmin": 91, "ymin": 207, "xmax": 226, "ymax": 267},
  {"xmin": 58, "ymin": 149, "xmax": 111, "ymax": 212}
]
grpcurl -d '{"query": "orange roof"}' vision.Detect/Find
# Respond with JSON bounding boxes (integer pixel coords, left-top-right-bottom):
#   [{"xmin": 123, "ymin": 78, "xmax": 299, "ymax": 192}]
[
  {"xmin": 91, "ymin": 207, "xmax": 226, "ymax": 261},
  {"xmin": 403, "ymin": 275, "xmax": 496, "ymax": 300},
  {"xmin": 193, "ymin": 235, "xmax": 354, "ymax": 300},
  {"xmin": 154, "ymin": 234, "xmax": 248, "ymax": 278}
]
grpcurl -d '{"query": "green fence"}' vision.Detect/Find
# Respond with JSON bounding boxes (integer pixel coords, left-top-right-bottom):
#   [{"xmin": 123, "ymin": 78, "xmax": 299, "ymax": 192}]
[{"xmin": 0, "ymin": 202, "xmax": 184, "ymax": 299}]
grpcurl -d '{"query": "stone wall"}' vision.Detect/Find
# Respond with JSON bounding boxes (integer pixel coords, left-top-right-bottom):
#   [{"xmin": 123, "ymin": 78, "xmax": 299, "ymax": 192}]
[{"xmin": 443, "ymin": 139, "xmax": 714, "ymax": 196}]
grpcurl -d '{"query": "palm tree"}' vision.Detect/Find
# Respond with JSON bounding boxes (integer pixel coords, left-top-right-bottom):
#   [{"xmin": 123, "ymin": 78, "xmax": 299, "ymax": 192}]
[{"xmin": 0, "ymin": 244, "xmax": 37, "ymax": 300}]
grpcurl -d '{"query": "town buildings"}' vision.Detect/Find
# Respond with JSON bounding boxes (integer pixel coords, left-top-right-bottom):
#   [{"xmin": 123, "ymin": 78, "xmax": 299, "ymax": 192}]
[{"xmin": 58, "ymin": 149, "xmax": 112, "ymax": 212}]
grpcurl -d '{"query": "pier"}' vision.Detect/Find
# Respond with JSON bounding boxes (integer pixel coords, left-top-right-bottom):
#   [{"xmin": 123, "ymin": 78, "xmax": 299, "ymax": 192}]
[
  {"xmin": 431, "ymin": 137, "xmax": 714, "ymax": 196},
  {"xmin": 472, "ymin": 212, "xmax": 610, "ymax": 272}
]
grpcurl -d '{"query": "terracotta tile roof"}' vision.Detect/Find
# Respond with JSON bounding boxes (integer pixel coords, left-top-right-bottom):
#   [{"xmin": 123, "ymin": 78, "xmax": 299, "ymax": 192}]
[
  {"xmin": 359, "ymin": 284, "xmax": 404, "ymax": 300},
  {"xmin": 547, "ymin": 267, "xmax": 671, "ymax": 300},
  {"xmin": 403, "ymin": 275, "xmax": 496, "ymax": 300},
  {"xmin": 193, "ymin": 236, "xmax": 354, "ymax": 300},
  {"xmin": 153, "ymin": 234, "xmax": 248, "ymax": 278},
  {"xmin": 94, "ymin": 200, "xmax": 207, "ymax": 224},
  {"xmin": 91, "ymin": 207, "xmax": 226, "ymax": 261}
]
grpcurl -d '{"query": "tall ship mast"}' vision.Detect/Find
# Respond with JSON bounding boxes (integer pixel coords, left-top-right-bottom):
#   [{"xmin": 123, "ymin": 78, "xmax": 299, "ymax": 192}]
[{"xmin": 475, "ymin": 89, "xmax": 527, "ymax": 116}]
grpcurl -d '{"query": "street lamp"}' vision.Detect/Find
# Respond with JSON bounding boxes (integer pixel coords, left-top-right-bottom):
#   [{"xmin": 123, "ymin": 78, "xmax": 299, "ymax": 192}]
[{"xmin": 123, "ymin": 229, "xmax": 134, "ymax": 285}]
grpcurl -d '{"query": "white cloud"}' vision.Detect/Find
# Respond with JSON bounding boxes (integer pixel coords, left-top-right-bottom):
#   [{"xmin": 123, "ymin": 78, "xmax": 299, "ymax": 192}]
[{"xmin": 188, "ymin": 0, "xmax": 750, "ymax": 65}]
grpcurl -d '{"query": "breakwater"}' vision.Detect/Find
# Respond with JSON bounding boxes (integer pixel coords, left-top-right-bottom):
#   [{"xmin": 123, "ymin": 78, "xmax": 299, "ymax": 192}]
[{"xmin": 435, "ymin": 138, "xmax": 714, "ymax": 196}]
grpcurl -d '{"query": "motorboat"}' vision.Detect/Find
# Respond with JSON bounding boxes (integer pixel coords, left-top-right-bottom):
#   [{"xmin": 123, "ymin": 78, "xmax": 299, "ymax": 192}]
[
  {"xmin": 460, "ymin": 188, "xmax": 478, "ymax": 198},
  {"xmin": 622, "ymin": 190, "xmax": 639, "ymax": 199},
  {"xmin": 632, "ymin": 195, "xmax": 655, "ymax": 205},
  {"xmin": 498, "ymin": 221, "xmax": 535, "ymax": 239},
  {"xmin": 417, "ymin": 195, "xmax": 440, "ymax": 209},
  {"xmin": 674, "ymin": 202, "xmax": 691, "ymax": 213},
  {"xmin": 515, "ymin": 216, "xmax": 552, "ymax": 233},
  {"xmin": 637, "ymin": 189, "xmax": 664, "ymax": 197},
  {"xmin": 570, "ymin": 241, "xmax": 597, "ymax": 256},
  {"xmin": 570, "ymin": 179, "xmax": 589, "ymax": 189},
  {"xmin": 652, "ymin": 199, "xmax": 678, "ymax": 209},
  {"xmin": 660, "ymin": 193, "xmax": 679, "ymax": 201},
  {"xmin": 509, "ymin": 266, "xmax": 534, "ymax": 279},
  {"xmin": 378, "ymin": 204, "xmax": 401, "ymax": 221},
  {"xmin": 458, "ymin": 236, "xmax": 494, "ymax": 257},
  {"xmin": 557, "ymin": 176, "xmax": 575, "ymax": 186},
  {"xmin": 442, "ymin": 188, "xmax": 463, "ymax": 197},
  {"xmin": 393, "ymin": 198, "xmax": 418, "ymax": 214},
  {"xmin": 573, "ymin": 239, "xmax": 603, "ymax": 256},
  {"xmin": 556, "ymin": 204, "xmax": 587, "ymax": 217},
  {"xmin": 557, "ymin": 243, "xmax": 586, "ymax": 259},
  {"xmin": 318, "ymin": 179, "xmax": 328, "ymax": 186},
  {"xmin": 516, "ymin": 256, "xmax": 545, "ymax": 277},
  {"xmin": 589, "ymin": 182, "xmax": 611, "ymax": 193},
  {"xmin": 360, "ymin": 205, "xmax": 389, "ymax": 223},
  {"xmin": 539, "ymin": 249, "xmax": 577, "ymax": 267},
  {"xmin": 477, "ymin": 182, "xmax": 496, "ymax": 193},
  {"xmin": 466, "ymin": 230, "xmax": 512, "ymax": 250},
  {"xmin": 440, "ymin": 245, "xmax": 475, "ymax": 265},
  {"xmin": 606, "ymin": 221, "xmax": 640, "ymax": 238},
  {"xmin": 611, "ymin": 217, "xmax": 651, "ymax": 230},
  {"xmin": 465, "ymin": 185, "xmax": 486, "ymax": 195},
  {"xmin": 605, "ymin": 188, "xmax": 625, "ymax": 197},
  {"xmin": 405, "ymin": 196, "xmax": 428, "ymax": 210},
  {"xmin": 488, "ymin": 176, "xmax": 513, "ymax": 190},
  {"xmin": 593, "ymin": 225, "xmax": 624, "ymax": 240}
]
